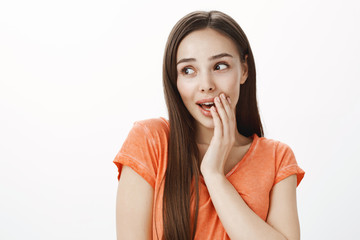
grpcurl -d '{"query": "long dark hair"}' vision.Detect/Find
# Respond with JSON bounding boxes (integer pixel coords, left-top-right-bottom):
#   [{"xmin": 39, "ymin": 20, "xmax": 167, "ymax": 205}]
[{"xmin": 162, "ymin": 10, "xmax": 264, "ymax": 240}]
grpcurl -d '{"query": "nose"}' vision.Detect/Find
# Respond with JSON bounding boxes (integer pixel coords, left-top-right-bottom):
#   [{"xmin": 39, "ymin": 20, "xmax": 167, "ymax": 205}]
[{"xmin": 199, "ymin": 72, "xmax": 215, "ymax": 92}]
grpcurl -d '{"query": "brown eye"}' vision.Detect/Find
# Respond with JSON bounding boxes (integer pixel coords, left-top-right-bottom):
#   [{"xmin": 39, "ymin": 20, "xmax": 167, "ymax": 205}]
[
  {"xmin": 182, "ymin": 67, "xmax": 195, "ymax": 75},
  {"xmin": 215, "ymin": 63, "xmax": 228, "ymax": 71}
]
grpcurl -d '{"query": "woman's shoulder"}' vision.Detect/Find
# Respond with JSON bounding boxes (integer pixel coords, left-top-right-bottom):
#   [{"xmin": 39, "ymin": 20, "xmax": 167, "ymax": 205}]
[
  {"xmin": 134, "ymin": 117, "xmax": 169, "ymax": 133},
  {"xmin": 255, "ymin": 134, "xmax": 294, "ymax": 155},
  {"xmin": 135, "ymin": 117, "xmax": 169, "ymax": 128},
  {"xmin": 130, "ymin": 117, "xmax": 170, "ymax": 141},
  {"xmin": 255, "ymin": 135, "xmax": 304, "ymax": 186}
]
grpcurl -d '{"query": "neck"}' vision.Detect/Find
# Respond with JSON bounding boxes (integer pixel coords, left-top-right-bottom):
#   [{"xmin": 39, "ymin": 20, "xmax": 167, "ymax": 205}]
[{"xmin": 195, "ymin": 122, "xmax": 252, "ymax": 146}]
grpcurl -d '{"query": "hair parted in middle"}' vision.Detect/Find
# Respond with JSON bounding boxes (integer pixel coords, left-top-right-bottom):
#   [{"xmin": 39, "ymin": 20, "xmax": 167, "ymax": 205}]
[{"xmin": 160, "ymin": 10, "xmax": 263, "ymax": 240}]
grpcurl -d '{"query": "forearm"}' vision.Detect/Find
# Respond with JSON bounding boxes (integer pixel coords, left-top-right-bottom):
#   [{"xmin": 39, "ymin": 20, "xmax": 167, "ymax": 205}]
[{"xmin": 202, "ymin": 172, "xmax": 287, "ymax": 240}]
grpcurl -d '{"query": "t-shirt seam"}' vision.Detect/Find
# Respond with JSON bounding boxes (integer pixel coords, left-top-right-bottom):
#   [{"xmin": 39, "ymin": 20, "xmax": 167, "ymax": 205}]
[
  {"xmin": 159, "ymin": 117, "xmax": 169, "ymax": 128},
  {"xmin": 135, "ymin": 121, "xmax": 152, "ymax": 138},
  {"xmin": 116, "ymin": 152, "xmax": 156, "ymax": 180},
  {"xmin": 114, "ymin": 126, "xmax": 304, "ymax": 237},
  {"xmin": 134, "ymin": 120, "xmax": 160, "ymax": 173},
  {"xmin": 277, "ymin": 163, "xmax": 298, "ymax": 174},
  {"xmin": 226, "ymin": 134, "xmax": 259, "ymax": 177},
  {"xmin": 274, "ymin": 140, "xmax": 280, "ymax": 175},
  {"xmin": 136, "ymin": 121, "xmax": 159, "ymax": 155}
]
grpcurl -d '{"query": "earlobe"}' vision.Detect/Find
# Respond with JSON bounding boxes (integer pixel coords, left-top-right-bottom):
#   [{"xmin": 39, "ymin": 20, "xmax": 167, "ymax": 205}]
[{"xmin": 240, "ymin": 55, "xmax": 249, "ymax": 85}]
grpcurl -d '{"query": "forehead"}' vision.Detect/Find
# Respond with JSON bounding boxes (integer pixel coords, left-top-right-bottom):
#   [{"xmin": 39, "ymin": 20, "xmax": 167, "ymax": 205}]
[{"xmin": 177, "ymin": 28, "xmax": 240, "ymax": 61}]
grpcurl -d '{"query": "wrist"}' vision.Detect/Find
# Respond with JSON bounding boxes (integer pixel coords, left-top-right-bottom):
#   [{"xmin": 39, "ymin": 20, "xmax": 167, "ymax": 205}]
[
  {"xmin": 201, "ymin": 169, "xmax": 226, "ymax": 181},
  {"xmin": 200, "ymin": 162, "xmax": 225, "ymax": 178}
]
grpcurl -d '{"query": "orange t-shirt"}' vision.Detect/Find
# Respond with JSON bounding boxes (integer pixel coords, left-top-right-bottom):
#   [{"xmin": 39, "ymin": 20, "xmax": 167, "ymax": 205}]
[{"xmin": 113, "ymin": 117, "xmax": 305, "ymax": 240}]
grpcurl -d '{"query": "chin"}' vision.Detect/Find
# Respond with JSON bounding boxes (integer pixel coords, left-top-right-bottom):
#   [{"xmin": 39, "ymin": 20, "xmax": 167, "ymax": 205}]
[{"xmin": 196, "ymin": 116, "xmax": 215, "ymax": 129}]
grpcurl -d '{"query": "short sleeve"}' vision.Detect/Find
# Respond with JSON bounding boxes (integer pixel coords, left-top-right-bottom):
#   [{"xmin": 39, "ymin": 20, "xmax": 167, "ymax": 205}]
[
  {"xmin": 113, "ymin": 120, "xmax": 162, "ymax": 189},
  {"xmin": 274, "ymin": 142, "xmax": 305, "ymax": 187}
]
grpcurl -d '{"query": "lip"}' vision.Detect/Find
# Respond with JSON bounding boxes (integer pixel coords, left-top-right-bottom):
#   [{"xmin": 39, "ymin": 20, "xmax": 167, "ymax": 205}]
[
  {"xmin": 196, "ymin": 97, "xmax": 215, "ymax": 104},
  {"xmin": 197, "ymin": 104, "xmax": 213, "ymax": 117}
]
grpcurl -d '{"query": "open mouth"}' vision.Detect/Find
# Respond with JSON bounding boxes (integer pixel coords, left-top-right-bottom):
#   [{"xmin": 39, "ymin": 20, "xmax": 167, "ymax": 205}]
[{"xmin": 197, "ymin": 102, "xmax": 215, "ymax": 111}]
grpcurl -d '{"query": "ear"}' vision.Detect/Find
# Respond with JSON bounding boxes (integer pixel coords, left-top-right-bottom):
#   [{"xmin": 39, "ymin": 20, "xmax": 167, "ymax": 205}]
[{"xmin": 240, "ymin": 54, "xmax": 249, "ymax": 85}]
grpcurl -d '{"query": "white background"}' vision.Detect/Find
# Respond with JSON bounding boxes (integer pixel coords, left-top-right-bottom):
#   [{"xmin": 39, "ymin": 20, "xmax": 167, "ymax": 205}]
[{"xmin": 1, "ymin": 0, "xmax": 359, "ymax": 239}]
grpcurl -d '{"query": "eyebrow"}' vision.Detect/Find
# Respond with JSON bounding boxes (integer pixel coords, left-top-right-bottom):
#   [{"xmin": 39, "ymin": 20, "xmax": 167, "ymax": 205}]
[{"xmin": 176, "ymin": 53, "xmax": 233, "ymax": 65}]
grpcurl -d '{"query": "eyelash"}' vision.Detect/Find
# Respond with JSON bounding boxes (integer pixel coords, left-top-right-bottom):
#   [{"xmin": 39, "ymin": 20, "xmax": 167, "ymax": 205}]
[
  {"xmin": 180, "ymin": 62, "xmax": 230, "ymax": 75},
  {"xmin": 181, "ymin": 67, "xmax": 194, "ymax": 75},
  {"xmin": 214, "ymin": 62, "xmax": 229, "ymax": 70}
]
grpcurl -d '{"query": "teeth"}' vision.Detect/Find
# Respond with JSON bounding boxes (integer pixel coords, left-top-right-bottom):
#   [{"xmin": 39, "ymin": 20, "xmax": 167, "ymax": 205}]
[{"xmin": 201, "ymin": 102, "xmax": 214, "ymax": 105}]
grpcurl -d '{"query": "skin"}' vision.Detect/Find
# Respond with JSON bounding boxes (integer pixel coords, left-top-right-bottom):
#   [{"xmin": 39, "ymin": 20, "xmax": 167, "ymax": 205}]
[
  {"xmin": 116, "ymin": 28, "xmax": 300, "ymax": 240},
  {"xmin": 176, "ymin": 28, "xmax": 300, "ymax": 239},
  {"xmin": 177, "ymin": 28, "xmax": 252, "ymax": 175}
]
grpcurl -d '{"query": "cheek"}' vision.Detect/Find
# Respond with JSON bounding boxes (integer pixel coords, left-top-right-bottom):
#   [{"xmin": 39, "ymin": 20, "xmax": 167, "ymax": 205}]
[
  {"xmin": 222, "ymin": 73, "xmax": 241, "ymax": 101},
  {"xmin": 177, "ymin": 80, "xmax": 194, "ymax": 103}
]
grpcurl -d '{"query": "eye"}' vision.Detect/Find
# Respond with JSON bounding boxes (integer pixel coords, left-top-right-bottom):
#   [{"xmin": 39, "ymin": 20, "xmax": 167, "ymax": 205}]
[
  {"xmin": 182, "ymin": 67, "xmax": 195, "ymax": 75},
  {"xmin": 214, "ymin": 63, "xmax": 229, "ymax": 71}
]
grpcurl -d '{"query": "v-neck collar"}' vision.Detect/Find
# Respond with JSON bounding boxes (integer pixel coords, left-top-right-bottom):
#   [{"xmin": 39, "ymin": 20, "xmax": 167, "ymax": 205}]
[{"xmin": 199, "ymin": 133, "xmax": 259, "ymax": 182}]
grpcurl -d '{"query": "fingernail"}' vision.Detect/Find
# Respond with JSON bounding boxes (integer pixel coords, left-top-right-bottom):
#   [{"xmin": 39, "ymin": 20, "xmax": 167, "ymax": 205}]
[
  {"xmin": 215, "ymin": 97, "xmax": 220, "ymax": 102},
  {"xmin": 221, "ymin": 93, "xmax": 226, "ymax": 99}
]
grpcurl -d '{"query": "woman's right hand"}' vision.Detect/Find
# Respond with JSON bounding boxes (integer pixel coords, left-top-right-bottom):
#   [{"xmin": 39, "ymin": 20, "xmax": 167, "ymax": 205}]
[{"xmin": 200, "ymin": 93, "xmax": 236, "ymax": 177}]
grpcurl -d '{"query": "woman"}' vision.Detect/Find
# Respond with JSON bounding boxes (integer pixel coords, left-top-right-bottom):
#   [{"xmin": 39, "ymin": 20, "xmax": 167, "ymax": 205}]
[{"xmin": 114, "ymin": 10, "xmax": 305, "ymax": 240}]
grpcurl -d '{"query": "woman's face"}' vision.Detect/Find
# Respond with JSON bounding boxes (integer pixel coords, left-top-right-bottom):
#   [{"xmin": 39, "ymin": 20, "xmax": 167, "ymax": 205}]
[{"xmin": 176, "ymin": 28, "xmax": 248, "ymax": 129}]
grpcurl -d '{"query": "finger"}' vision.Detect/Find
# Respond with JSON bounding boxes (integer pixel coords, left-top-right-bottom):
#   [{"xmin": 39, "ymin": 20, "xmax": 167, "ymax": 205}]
[
  {"xmin": 222, "ymin": 95, "xmax": 236, "ymax": 134},
  {"xmin": 221, "ymin": 95, "xmax": 233, "ymax": 121},
  {"xmin": 226, "ymin": 97, "xmax": 235, "ymax": 120},
  {"xmin": 210, "ymin": 106, "xmax": 222, "ymax": 138},
  {"xmin": 214, "ymin": 95, "xmax": 228, "ymax": 125},
  {"xmin": 219, "ymin": 94, "xmax": 236, "ymax": 144},
  {"xmin": 217, "ymin": 94, "xmax": 230, "ymax": 138},
  {"xmin": 227, "ymin": 96, "xmax": 236, "ymax": 129}
]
